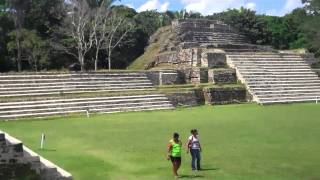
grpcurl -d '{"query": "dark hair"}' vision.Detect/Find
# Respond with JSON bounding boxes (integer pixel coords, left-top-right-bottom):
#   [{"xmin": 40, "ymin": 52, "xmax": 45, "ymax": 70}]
[
  {"xmin": 173, "ymin": 132, "xmax": 179, "ymax": 138},
  {"xmin": 191, "ymin": 129, "xmax": 198, "ymax": 134}
]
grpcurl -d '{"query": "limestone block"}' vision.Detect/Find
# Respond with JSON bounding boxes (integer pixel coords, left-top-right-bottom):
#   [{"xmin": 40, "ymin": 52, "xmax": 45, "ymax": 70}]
[
  {"xmin": 203, "ymin": 87, "xmax": 247, "ymax": 105},
  {"xmin": 208, "ymin": 69, "xmax": 237, "ymax": 84},
  {"xmin": 180, "ymin": 68, "xmax": 208, "ymax": 84},
  {"xmin": 166, "ymin": 89, "xmax": 205, "ymax": 107}
]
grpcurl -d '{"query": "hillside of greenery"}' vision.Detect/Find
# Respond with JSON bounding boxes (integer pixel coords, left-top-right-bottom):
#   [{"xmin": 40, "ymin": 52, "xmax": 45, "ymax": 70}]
[{"xmin": 0, "ymin": 0, "xmax": 319, "ymax": 72}]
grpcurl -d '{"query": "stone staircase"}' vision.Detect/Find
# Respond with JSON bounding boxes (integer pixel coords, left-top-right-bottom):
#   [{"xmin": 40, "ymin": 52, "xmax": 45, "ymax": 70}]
[
  {"xmin": 0, "ymin": 72, "xmax": 174, "ymax": 119},
  {"xmin": 0, "ymin": 94, "xmax": 173, "ymax": 119},
  {"xmin": 0, "ymin": 130, "xmax": 72, "ymax": 180},
  {"xmin": 0, "ymin": 72, "xmax": 155, "ymax": 97},
  {"xmin": 227, "ymin": 52, "xmax": 320, "ymax": 104}
]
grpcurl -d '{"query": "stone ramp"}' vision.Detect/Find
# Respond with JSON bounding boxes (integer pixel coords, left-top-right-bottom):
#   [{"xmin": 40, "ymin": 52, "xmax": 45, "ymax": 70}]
[
  {"xmin": 227, "ymin": 52, "xmax": 320, "ymax": 104},
  {"xmin": 0, "ymin": 130, "xmax": 72, "ymax": 180}
]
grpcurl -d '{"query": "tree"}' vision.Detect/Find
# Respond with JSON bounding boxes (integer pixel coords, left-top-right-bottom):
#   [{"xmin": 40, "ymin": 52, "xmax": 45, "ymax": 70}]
[
  {"xmin": 302, "ymin": 0, "xmax": 320, "ymax": 56},
  {"xmin": 7, "ymin": 0, "xmax": 31, "ymax": 71},
  {"xmin": 7, "ymin": 29, "xmax": 48, "ymax": 71},
  {"xmin": 103, "ymin": 11, "xmax": 132, "ymax": 70},
  {"xmin": 62, "ymin": 0, "xmax": 95, "ymax": 71}
]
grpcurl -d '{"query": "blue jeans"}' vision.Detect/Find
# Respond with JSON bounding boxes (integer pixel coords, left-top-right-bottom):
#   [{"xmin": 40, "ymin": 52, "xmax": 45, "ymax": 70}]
[{"xmin": 190, "ymin": 149, "xmax": 201, "ymax": 170}]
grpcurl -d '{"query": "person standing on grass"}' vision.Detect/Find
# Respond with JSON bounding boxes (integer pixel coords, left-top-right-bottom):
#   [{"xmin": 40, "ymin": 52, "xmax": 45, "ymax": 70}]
[
  {"xmin": 186, "ymin": 129, "xmax": 202, "ymax": 172},
  {"xmin": 167, "ymin": 132, "xmax": 182, "ymax": 179}
]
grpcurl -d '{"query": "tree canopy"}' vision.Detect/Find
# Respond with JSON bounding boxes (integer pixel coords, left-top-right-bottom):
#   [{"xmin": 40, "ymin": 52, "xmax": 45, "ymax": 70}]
[{"xmin": 0, "ymin": 0, "xmax": 319, "ymax": 72}]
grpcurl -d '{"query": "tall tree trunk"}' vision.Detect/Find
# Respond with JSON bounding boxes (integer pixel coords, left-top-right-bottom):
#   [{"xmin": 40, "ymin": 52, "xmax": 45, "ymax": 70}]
[
  {"xmin": 94, "ymin": 49, "xmax": 99, "ymax": 71},
  {"xmin": 15, "ymin": 35, "xmax": 22, "ymax": 72},
  {"xmin": 108, "ymin": 49, "xmax": 112, "ymax": 70}
]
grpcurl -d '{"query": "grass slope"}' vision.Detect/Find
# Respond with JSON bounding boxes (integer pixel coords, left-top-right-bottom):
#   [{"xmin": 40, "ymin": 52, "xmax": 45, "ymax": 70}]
[
  {"xmin": 1, "ymin": 104, "xmax": 320, "ymax": 180},
  {"xmin": 128, "ymin": 26, "xmax": 172, "ymax": 70}
]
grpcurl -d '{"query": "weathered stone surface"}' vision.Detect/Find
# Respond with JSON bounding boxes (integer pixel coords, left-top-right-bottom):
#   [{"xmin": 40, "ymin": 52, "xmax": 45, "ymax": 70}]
[
  {"xmin": 166, "ymin": 89, "xmax": 205, "ymax": 107},
  {"xmin": 146, "ymin": 71, "xmax": 185, "ymax": 85},
  {"xmin": 0, "ymin": 164, "xmax": 41, "ymax": 180},
  {"xmin": 204, "ymin": 87, "xmax": 247, "ymax": 104},
  {"xmin": 180, "ymin": 68, "xmax": 208, "ymax": 84},
  {"xmin": 208, "ymin": 69, "xmax": 237, "ymax": 84},
  {"xmin": 201, "ymin": 49, "xmax": 227, "ymax": 68}
]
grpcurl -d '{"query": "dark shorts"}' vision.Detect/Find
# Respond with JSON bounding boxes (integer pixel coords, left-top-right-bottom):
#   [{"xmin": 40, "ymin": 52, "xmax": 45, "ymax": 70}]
[{"xmin": 170, "ymin": 156, "xmax": 181, "ymax": 163}]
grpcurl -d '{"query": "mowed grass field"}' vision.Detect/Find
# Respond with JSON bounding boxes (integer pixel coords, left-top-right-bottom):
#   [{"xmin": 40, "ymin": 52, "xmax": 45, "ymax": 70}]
[{"xmin": 1, "ymin": 103, "xmax": 320, "ymax": 180}]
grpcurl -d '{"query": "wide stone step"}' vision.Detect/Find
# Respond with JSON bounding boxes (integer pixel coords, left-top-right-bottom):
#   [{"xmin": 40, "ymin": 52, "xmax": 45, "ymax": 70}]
[
  {"xmin": 242, "ymin": 74, "xmax": 317, "ymax": 78},
  {"xmin": 0, "ymin": 80, "xmax": 152, "ymax": 87},
  {"xmin": 228, "ymin": 54, "xmax": 303, "ymax": 57},
  {"xmin": 253, "ymin": 89, "xmax": 320, "ymax": 95},
  {"xmin": 0, "ymin": 96, "xmax": 169, "ymax": 110},
  {"xmin": 248, "ymin": 82, "xmax": 320, "ymax": 87},
  {"xmin": 240, "ymin": 71, "xmax": 316, "ymax": 75},
  {"xmin": 0, "ymin": 77, "xmax": 149, "ymax": 82},
  {"xmin": 0, "ymin": 104, "xmax": 174, "ymax": 119},
  {"xmin": 237, "ymin": 67, "xmax": 312, "ymax": 71},
  {"xmin": 235, "ymin": 64, "xmax": 310, "ymax": 68},
  {"xmin": 0, "ymin": 86, "xmax": 154, "ymax": 95},
  {"xmin": 0, "ymin": 101, "xmax": 172, "ymax": 115},
  {"xmin": 0, "ymin": 94, "xmax": 166, "ymax": 106},
  {"xmin": 0, "ymin": 88, "xmax": 155, "ymax": 97},
  {"xmin": 0, "ymin": 83, "xmax": 154, "ymax": 91},
  {"xmin": 0, "ymin": 73, "xmax": 148, "ymax": 78},
  {"xmin": 257, "ymin": 92, "xmax": 320, "ymax": 98},
  {"xmin": 260, "ymin": 98, "xmax": 319, "ymax": 104},
  {"xmin": 251, "ymin": 86, "xmax": 320, "ymax": 91},
  {"xmin": 244, "ymin": 78, "xmax": 320, "ymax": 83}
]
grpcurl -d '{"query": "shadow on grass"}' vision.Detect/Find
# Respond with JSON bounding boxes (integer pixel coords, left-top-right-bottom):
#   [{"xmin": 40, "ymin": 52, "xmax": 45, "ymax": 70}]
[
  {"xmin": 37, "ymin": 148, "xmax": 57, "ymax": 152},
  {"xmin": 200, "ymin": 168, "xmax": 220, "ymax": 171},
  {"xmin": 179, "ymin": 175, "xmax": 205, "ymax": 179}
]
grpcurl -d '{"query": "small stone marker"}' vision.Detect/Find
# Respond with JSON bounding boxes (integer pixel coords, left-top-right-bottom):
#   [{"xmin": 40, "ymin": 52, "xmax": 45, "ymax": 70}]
[
  {"xmin": 40, "ymin": 133, "xmax": 46, "ymax": 149},
  {"xmin": 86, "ymin": 109, "xmax": 90, "ymax": 118}
]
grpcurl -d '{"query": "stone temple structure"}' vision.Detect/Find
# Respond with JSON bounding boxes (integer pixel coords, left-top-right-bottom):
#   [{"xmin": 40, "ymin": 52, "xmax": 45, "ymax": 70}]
[{"xmin": 149, "ymin": 19, "xmax": 320, "ymax": 104}]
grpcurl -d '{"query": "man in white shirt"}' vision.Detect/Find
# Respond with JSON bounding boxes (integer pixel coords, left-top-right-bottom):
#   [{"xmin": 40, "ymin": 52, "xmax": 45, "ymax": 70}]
[{"xmin": 186, "ymin": 129, "xmax": 202, "ymax": 171}]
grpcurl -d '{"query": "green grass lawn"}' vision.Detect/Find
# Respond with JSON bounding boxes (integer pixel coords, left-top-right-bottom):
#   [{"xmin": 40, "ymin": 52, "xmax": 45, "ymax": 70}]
[{"xmin": 1, "ymin": 103, "xmax": 320, "ymax": 180}]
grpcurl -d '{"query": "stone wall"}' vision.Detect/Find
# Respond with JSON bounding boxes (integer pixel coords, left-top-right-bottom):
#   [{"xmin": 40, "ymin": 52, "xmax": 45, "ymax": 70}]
[
  {"xmin": 166, "ymin": 89, "xmax": 205, "ymax": 107},
  {"xmin": 146, "ymin": 71, "xmax": 185, "ymax": 85},
  {"xmin": 208, "ymin": 69, "xmax": 237, "ymax": 84},
  {"xmin": 0, "ymin": 164, "xmax": 41, "ymax": 180},
  {"xmin": 203, "ymin": 87, "xmax": 247, "ymax": 105},
  {"xmin": 0, "ymin": 131, "xmax": 72, "ymax": 180}
]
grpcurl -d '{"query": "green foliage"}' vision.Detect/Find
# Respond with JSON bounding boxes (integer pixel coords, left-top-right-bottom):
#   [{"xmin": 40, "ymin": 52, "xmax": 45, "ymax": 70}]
[{"xmin": 7, "ymin": 29, "xmax": 49, "ymax": 71}]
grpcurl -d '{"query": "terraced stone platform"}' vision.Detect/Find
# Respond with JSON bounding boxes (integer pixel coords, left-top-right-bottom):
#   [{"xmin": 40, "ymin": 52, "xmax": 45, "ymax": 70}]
[
  {"xmin": 0, "ymin": 72, "xmax": 174, "ymax": 119},
  {"xmin": 227, "ymin": 53, "xmax": 320, "ymax": 104}
]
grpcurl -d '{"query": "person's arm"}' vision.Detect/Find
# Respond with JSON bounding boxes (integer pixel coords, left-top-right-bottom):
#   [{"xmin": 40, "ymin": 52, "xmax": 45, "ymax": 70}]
[
  {"xmin": 185, "ymin": 138, "xmax": 192, "ymax": 154},
  {"xmin": 167, "ymin": 143, "xmax": 172, "ymax": 160}
]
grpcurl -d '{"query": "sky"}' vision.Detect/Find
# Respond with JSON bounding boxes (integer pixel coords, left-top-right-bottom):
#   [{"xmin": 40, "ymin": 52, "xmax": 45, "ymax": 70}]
[{"xmin": 115, "ymin": 0, "xmax": 304, "ymax": 16}]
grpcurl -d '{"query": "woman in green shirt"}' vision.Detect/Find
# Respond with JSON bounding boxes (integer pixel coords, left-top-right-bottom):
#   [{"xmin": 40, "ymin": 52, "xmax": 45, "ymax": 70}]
[{"xmin": 167, "ymin": 132, "xmax": 182, "ymax": 179}]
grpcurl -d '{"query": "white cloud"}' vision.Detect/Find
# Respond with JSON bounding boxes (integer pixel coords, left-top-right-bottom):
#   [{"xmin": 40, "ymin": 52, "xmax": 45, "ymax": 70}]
[
  {"xmin": 124, "ymin": 4, "xmax": 134, "ymax": 9},
  {"xmin": 266, "ymin": 0, "xmax": 303, "ymax": 16},
  {"xmin": 137, "ymin": 0, "xmax": 170, "ymax": 12},
  {"xmin": 160, "ymin": 2, "xmax": 170, "ymax": 12},
  {"xmin": 283, "ymin": 0, "xmax": 303, "ymax": 13},
  {"xmin": 245, "ymin": 2, "xmax": 256, "ymax": 10},
  {"xmin": 181, "ymin": 0, "xmax": 246, "ymax": 15}
]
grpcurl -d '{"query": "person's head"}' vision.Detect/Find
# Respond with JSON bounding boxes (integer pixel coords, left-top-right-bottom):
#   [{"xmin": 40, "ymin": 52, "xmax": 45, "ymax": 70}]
[
  {"xmin": 191, "ymin": 129, "xmax": 198, "ymax": 136},
  {"xmin": 173, "ymin": 132, "xmax": 179, "ymax": 140}
]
